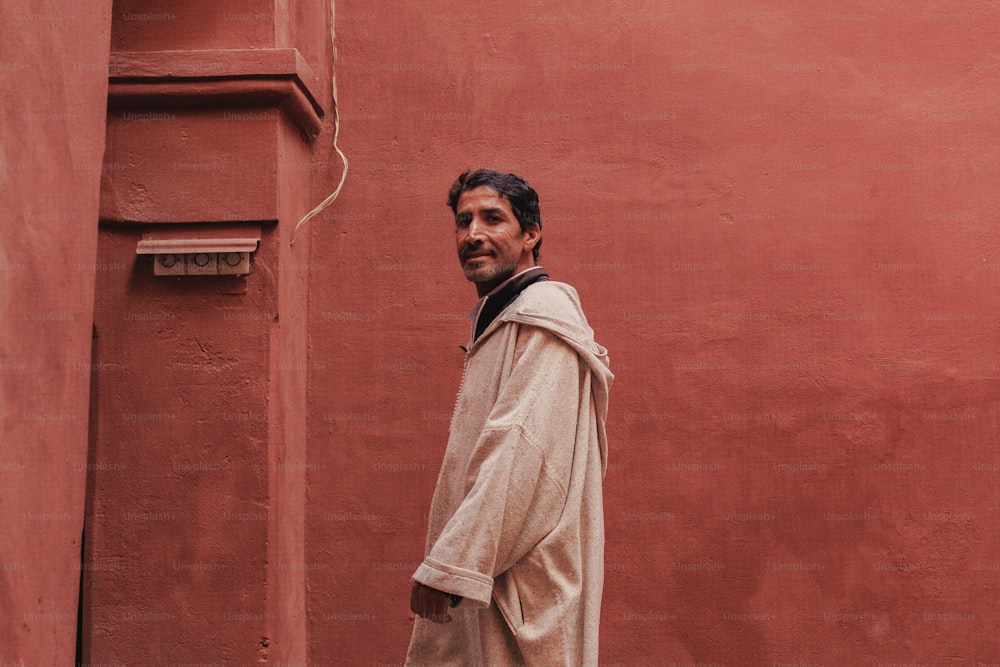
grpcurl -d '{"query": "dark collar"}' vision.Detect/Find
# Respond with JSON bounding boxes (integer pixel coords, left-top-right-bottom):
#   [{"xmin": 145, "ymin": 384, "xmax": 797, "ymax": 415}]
[{"xmin": 473, "ymin": 266, "xmax": 549, "ymax": 342}]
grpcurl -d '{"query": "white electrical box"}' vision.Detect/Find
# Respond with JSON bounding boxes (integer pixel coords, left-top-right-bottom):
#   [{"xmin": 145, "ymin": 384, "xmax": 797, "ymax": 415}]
[{"xmin": 136, "ymin": 224, "xmax": 260, "ymax": 276}]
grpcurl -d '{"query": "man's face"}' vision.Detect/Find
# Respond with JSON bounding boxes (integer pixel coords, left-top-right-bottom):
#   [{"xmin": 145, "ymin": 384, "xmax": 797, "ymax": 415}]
[{"xmin": 455, "ymin": 186, "xmax": 538, "ymax": 296}]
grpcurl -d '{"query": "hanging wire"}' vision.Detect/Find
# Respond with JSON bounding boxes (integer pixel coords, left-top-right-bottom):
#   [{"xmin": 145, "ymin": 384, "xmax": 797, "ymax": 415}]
[{"xmin": 289, "ymin": 0, "xmax": 348, "ymax": 246}]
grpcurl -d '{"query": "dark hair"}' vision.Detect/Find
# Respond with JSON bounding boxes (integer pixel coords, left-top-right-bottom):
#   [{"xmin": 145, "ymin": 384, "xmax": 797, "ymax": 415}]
[{"xmin": 447, "ymin": 169, "xmax": 543, "ymax": 261}]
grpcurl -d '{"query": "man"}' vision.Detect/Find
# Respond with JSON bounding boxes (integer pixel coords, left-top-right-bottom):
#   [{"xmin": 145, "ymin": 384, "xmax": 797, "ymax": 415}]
[{"xmin": 406, "ymin": 169, "xmax": 614, "ymax": 666}]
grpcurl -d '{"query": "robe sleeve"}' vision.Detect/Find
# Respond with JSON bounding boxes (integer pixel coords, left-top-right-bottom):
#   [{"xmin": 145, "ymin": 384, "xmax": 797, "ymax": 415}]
[{"xmin": 412, "ymin": 325, "xmax": 583, "ymax": 607}]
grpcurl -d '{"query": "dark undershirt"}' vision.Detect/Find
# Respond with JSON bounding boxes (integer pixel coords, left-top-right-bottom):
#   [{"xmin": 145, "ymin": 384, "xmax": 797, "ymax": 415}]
[{"xmin": 473, "ymin": 266, "xmax": 550, "ymax": 342}]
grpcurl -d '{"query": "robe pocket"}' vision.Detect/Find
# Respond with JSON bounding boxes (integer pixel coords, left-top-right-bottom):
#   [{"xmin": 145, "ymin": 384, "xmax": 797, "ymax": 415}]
[{"xmin": 492, "ymin": 570, "xmax": 525, "ymax": 634}]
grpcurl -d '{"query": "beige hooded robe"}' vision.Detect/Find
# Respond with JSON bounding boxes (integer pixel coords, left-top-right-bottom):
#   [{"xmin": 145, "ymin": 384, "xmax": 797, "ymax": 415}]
[{"xmin": 406, "ymin": 280, "xmax": 613, "ymax": 667}]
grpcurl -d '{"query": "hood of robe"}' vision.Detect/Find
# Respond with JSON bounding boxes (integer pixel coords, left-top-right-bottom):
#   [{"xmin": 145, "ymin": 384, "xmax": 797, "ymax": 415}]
[{"xmin": 496, "ymin": 281, "xmax": 615, "ymax": 474}]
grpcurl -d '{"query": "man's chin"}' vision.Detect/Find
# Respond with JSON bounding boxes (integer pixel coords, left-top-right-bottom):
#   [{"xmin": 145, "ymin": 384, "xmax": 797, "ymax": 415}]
[
  {"xmin": 462, "ymin": 268, "xmax": 493, "ymax": 283},
  {"xmin": 463, "ymin": 266, "xmax": 513, "ymax": 288}
]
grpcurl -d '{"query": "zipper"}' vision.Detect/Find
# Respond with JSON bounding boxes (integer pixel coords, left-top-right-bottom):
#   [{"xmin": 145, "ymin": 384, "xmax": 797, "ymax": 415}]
[
  {"xmin": 448, "ymin": 346, "xmax": 471, "ymax": 432},
  {"xmin": 450, "ymin": 294, "xmax": 483, "ymax": 432},
  {"xmin": 471, "ymin": 293, "xmax": 488, "ymax": 344}
]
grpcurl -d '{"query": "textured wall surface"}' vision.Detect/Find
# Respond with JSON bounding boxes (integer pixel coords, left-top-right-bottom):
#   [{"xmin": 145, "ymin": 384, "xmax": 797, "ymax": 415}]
[
  {"xmin": 82, "ymin": 1, "xmax": 334, "ymax": 664},
  {"xmin": 0, "ymin": 2, "xmax": 113, "ymax": 665},
  {"xmin": 5, "ymin": 1, "xmax": 998, "ymax": 664},
  {"xmin": 307, "ymin": 1, "xmax": 1000, "ymax": 664}
]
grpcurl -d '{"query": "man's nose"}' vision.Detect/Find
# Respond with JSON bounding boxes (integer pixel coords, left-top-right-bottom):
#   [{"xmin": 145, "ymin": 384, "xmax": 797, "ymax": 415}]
[{"xmin": 466, "ymin": 217, "xmax": 487, "ymax": 240}]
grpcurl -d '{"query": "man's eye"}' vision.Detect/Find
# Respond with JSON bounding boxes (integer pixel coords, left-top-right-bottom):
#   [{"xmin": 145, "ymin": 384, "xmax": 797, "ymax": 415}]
[{"xmin": 456, "ymin": 214, "xmax": 472, "ymax": 227}]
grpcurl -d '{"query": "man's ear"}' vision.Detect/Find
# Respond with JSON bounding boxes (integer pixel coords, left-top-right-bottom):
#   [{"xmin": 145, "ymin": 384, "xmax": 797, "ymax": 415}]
[{"xmin": 524, "ymin": 225, "xmax": 541, "ymax": 249}]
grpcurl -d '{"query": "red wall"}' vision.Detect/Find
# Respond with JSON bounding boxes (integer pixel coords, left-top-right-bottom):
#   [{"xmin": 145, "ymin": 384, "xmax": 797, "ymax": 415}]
[
  {"xmin": 4, "ymin": 2, "xmax": 998, "ymax": 665},
  {"xmin": 82, "ymin": 1, "xmax": 335, "ymax": 665},
  {"xmin": 308, "ymin": 1, "xmax": 1000, "ymax": 664},
  {"xmin": 0, "ymin": 2, "xmax": 113, "ymax": 665}
]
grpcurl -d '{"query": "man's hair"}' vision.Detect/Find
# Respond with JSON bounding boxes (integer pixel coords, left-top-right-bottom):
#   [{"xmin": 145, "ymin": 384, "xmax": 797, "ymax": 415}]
[{"xmin": 447, "ymin": 169, "xmax": 543, "ymax": 261}]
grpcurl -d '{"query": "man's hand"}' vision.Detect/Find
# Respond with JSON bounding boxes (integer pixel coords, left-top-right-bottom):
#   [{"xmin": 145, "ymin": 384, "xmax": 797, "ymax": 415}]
[{"xmin": 410, "ymin": 580, "xmax": 456, "ymax": 623}]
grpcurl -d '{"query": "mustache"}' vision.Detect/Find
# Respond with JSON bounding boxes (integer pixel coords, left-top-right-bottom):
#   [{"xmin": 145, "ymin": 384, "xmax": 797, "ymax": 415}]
[{"xmin": 460, "ymin": 245, "xmax": 494, "ymax": 261}]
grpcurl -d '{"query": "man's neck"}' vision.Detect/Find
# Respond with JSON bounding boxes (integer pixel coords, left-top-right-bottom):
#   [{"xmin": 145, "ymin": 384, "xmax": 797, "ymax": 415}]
[
  {"xmin": 476, "ymin": 266, "xmax": 536, "ymax": 299},
  {"xmin": 471, "ymin": 266, "xmax": 549, "ymax": 342}
]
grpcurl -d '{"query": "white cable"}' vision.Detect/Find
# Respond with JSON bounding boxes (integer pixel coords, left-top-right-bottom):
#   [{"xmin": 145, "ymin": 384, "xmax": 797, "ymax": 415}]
[{"xmin": 289, "ymin": 0, "xmax": 348, "ymax": 246}]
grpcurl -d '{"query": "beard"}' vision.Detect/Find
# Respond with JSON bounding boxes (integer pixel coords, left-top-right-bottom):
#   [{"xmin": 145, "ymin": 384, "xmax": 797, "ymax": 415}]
[
  {"xmin": 460, "ymin": 248, "xmax": 518, "ymax": 286},
  {"xmin": 461, "ymin": 258, "xmax": 517, "ymax": 284}
]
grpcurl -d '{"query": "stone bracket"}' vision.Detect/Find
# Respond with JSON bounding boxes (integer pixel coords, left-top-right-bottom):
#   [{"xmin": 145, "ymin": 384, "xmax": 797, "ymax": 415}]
[
  {"xmin": 107, "ymin": 48, "xmax": 325, "ymax": 138},
  {"xmin": 100, "ymin": 49, "xmax": 327, "ymax": 225}
]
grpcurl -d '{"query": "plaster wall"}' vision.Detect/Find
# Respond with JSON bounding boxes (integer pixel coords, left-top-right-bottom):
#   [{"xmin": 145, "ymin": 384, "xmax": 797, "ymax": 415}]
[
  {"xmin": 111, "ymin": 0, "xmax": 333, "ymax": 96},
  {"xmin": 111, "ymin": 0, "xmax": 279, "ymax": 52},
  {"xmin": 307, "ymin": 1, "xmax": 1000, "ymax": 664},
  {"xmin": 82, "ymin": 1, "xmax": 335, "ymax": 664},
  {"xmin": 0, "ymin": 2, "xmax": 113, "ymax": 665}
]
